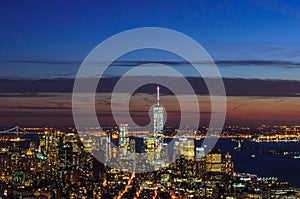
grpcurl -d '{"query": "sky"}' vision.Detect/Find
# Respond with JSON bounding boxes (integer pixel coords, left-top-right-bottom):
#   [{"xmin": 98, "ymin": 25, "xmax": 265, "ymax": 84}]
[{"xmin": 0, "ymin": 0, "xmax": 300, "ymax": 127}]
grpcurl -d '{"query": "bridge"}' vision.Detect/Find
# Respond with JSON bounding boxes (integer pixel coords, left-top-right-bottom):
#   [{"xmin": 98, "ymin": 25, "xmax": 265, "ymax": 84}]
[{"xmin": 0, "ymin": 126, "xmax": 44, "ymax": 135}]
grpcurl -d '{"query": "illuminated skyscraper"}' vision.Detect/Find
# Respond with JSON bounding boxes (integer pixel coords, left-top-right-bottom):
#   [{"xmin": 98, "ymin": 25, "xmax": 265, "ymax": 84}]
[
  {"xmin": 223, "ymin": 152, "xmax": 234, "ymax": 174},
  {"xmin": 183, "ymin": 138, "xmax": 195, "ymax": 160},
  {"xmin": 206, "ymin": 150, "xmax": 222, "ymax": 173},
  {"xmin": 173, "ymin": 138, "xmax": 195, "ymax": 161},
  {"xmin": 119, "ymin": 123, "xmax": 129, "ymax": 156},
  {"xmin": 129, "ymin": 139, "xmax": 136, "ymax": 153},
  {"xmin": 143, "ymin": 137, "xmax": 155, "ymax": 163},
  {"xmin": 153, "ymin": 86, "xmax": 164, "ymax": 149},
  {"xmin": 143, "ymin": 137, "xmax": 155, "ymax": 153},
  {"xmin": 106, "ymin": 131, "xmax": 111, "ymax": 162},
  {"xmin": 195, "ymin": 147, "xmax": 205, "ymax": 160}
]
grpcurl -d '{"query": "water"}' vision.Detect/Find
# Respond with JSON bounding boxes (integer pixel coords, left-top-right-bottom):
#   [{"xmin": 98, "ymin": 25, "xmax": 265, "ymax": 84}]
[
  {"xmin": 0, "ymin": 134, "xmax": 40, "ymax": 149},
  {"xmin": 213, "ymin": 139, "xmax": 300, "ymax": 187},
  {"xmin": 132, "ymin": 137, "xmax": 300, "ymax": 187}
]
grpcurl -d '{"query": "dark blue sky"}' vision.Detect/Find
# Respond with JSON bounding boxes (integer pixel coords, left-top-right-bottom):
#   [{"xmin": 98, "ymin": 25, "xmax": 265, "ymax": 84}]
[
  {"xmin": 1, "ymin": 1, "xmax": 300, "ymax": 126},
  {"xmin": 0, "ymin": 0, "xmax": 300, "ymax": 79}
]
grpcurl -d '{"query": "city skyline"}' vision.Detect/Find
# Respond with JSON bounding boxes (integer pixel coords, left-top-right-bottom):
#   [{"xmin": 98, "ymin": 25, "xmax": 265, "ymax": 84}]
[
  {"xmin": 1, "ymin": 1, "xmax": 300, "ymax": 197},
  {"xmin": 1, "ymin": 124, "xmax": 300, "ymax": 198}
]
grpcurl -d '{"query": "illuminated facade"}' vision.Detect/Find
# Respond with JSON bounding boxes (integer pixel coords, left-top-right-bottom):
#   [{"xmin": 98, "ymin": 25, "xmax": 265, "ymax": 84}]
[
  {"xmin": 129, "ymin": 139, "xmax": 136, "ymax": 153},
  {"xmin": 143, "ymin": 137, "xmax": 155, "ymax": 163},
  {"xmin": 183, "ymin": 138, "xmax": 195, "ymax": 160},
  {"xmin": 223, "ymin": 152, "xmax": 234, "ymax": 174},
  {"xmin": 173, "ymin": 138, "xmax": 195, "ymax": 161},
  {"xmin": 195, "ymin": 147, "xmax": 205, "ymax": 160},
  {"xmin": 153, "ymin": 86, "xmax": 164, "ymax": 149},
  {"xmin": 119, "ymin": 123, "xmax": 129, "ymax": 156},
  {"xmin": 206, "ymin": 150, "xmax": 222, "ymax": 173}
]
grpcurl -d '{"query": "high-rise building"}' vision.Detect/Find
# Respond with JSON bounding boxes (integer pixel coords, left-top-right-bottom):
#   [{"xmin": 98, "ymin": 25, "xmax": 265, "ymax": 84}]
[
  {"xmin": 106, "ymin": 131, "xmax": 112, "ymax": 162},
  {"xmin": 153, "ymin": 86, "xmax": 164, "ymax": 149},
  {"xmin": 143, "ymin": 137, "xmax": 155, "ymax": 153},
  {"xmin": 174, "ymin": 138, "xmax": 195, "ymax": 161},
  {"xmin": 129, "ymin": 139, "xmax": 136, "ymax": 153},
  {"xmin": 206, "ymin": 150, "xmax": 222, "ymax": 173},
  {"xmin": 183, "ymin": 138, "xmax": 195, "ymax": 160},
  {"xmin": 118, "ymin": 123, "xmax": 129, "ymax": 156},
  {"xmin": 195, "ymin": 147, "xmax": 205, "ymax": 160},
  {"xmin": 82, "ymin": 137, "xmax": 96, "ymax": 152},
  {"xmin": 59, "ymin": 143, "xmax": 73, "ymax": 170},
  {"xmin": 119, "ymin": 124, "xmax": 129, "ymax": 147},
  {"xmin": 173, "ymin": 141, "xmax": 180, "ymax": 161},
  {"xmin": 143, "ymin": 137, "xmax": 156, "ymax": 163},
  {"xmin": 223, "ymin": 152, "xmax": 234, "ymax": 174}
]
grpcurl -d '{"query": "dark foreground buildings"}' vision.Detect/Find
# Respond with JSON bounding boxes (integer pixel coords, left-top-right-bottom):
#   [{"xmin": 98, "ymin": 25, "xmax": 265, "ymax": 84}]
[{"xmin": 0, "ymin": 128, "xmax": 299, "ymax": 198}]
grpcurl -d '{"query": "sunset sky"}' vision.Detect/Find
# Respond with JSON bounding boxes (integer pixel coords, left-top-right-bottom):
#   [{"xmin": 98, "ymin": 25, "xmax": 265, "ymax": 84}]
[{"xmin": 0, "ymin": 1, "xmax": 300, "ymax": 127}]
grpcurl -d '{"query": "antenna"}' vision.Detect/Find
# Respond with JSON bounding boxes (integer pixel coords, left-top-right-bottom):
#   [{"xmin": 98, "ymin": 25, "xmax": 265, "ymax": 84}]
[{"xmin": 157, "ymin": 86, "xmax": 160, "ymax": 106}]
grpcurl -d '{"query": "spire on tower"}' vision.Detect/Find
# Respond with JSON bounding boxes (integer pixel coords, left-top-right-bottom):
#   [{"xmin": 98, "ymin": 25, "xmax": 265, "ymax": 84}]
[{"xmin": 157, "ymin": 86, "xmax": 160, "ymax": 106}]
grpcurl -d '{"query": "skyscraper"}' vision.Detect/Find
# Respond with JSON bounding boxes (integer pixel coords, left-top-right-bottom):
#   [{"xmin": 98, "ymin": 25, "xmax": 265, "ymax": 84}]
[
  {"xmin": 223, "ymin": 152, "xmax": 234, "ymax": 174},
  {"xmin": 118, "ymin": 123, "xmax": 129, "ymax": 156},
  {"xmin": 143, "ymin": 137, "xmax": 156, "ymax": 163},
  {"xmin": 173, "ymin": 138, "xmax": 195, "ymax": 161},
  {"xmin": 153, "ymin": 86, "xmax": 164, "ymax": 150},
  {"xmin": 129, "ymin": 139, "xmax": 136, "ymax": 153},
  {"xmin": 206, "ymin": 150, "xmax": 222, "ymax": 173},
  {"xmin": 195, "ymin": 147, "xmax": 205, "ymax": 160}
]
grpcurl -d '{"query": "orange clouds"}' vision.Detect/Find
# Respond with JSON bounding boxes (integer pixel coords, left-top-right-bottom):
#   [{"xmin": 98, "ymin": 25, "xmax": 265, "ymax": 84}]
[{"xmin": 0, "ymin": 92, "xmax": 299, "ymax": 127}]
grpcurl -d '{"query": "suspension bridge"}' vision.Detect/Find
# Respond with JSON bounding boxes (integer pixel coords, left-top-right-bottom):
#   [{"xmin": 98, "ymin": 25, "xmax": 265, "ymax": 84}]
[{"xmin": 0, "ymin": 126, "xmax": 44, "ymax": 135}]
